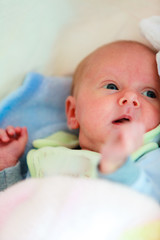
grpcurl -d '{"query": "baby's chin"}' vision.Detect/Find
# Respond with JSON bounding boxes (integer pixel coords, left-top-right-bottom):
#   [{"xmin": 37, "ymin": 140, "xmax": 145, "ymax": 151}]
[{"xmin": 78, "ymin": 132, "xmax": 107, "ymax": 153}]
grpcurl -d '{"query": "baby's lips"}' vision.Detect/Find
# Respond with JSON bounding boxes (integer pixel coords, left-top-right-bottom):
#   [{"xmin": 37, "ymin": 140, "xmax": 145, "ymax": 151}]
[{"xmin": 112, "ymin": 114, "xmax": 132, "ymax": 125}]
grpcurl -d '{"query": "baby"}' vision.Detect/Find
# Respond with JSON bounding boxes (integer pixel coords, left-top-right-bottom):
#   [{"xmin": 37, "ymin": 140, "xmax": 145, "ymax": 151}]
[
  {"xmin": 1, "ymin": 40, "xmax": 160, "ymax": 201},
  {"xmin": 66, "ymin": 40, "xmax": 160, "ymax": 172}
]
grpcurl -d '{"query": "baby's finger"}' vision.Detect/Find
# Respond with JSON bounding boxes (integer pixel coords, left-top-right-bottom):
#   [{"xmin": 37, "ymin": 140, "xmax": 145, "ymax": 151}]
[
  {"xmin": 15, "ymin": 127, "xmax": 22, "ymax": 135},
  {"xmin": 6, "ymin": 126, "xmax": 17, "ymax": 137},
  {"xmin": 18, "ymin": 127, "xmax": 28, "ymax": 144},
  {"xmin": 0, "ymin": 129, "xmax": 10, "ymax": 142}
]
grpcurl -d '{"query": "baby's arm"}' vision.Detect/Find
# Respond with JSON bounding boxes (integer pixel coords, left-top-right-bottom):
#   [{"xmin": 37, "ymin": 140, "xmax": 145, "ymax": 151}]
[
  {"xmin": 98, "ymin": 123, "xmax": 160, "ymax": 202},
  {"xmin": 0, "ymin": 126, "xmax": 28, "ymax": 171}
]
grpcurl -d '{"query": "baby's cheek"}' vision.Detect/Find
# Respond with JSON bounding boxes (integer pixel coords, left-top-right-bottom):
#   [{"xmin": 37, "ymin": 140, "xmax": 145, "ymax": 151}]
[{"xmin": 144, "ymin": 108, "xmax": 160, "ymax": 132}]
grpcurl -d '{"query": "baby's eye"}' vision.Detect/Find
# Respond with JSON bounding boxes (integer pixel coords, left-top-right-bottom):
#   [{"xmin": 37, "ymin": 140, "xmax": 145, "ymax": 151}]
[
  {"xmin": 142, "ymin": 90, "xmax": 157, "ymax": 98},
  {"xmin": 103, "ymin": 83, "xmax": 118, "ymax": 90}
]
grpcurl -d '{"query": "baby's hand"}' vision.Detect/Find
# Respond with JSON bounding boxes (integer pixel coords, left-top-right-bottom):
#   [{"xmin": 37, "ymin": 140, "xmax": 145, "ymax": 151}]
[
  {"xmin": 0, "ymin": 126, "xmax": 28, "ymax": 171},
  {"xmin": 99, "ymin": 122, "xmax": 145, "ymax": 174}
]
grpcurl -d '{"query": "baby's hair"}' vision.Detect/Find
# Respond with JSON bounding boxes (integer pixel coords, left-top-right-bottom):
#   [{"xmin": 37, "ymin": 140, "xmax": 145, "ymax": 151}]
[{"xmin": 71, "ymin": 40, "xmax": 156, "ymax": 96}]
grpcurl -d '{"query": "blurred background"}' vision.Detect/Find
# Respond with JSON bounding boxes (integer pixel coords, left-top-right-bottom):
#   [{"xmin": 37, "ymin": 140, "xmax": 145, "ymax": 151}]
[{"xmin": 0, "ymin": 0, "xmax": 160, "ymax": 100}]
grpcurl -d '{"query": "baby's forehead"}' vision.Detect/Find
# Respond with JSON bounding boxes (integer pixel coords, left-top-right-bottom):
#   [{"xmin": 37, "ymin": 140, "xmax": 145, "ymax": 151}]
[
  {"xmin": 73, "ymin": 41, "xmax": 156, "ymax": 95},
  {"xmin": 81, "ymin": 43, "xmax": 152, "ymax": 74},
  {"xmin": 87, "ymin": 41, "xmax": 154, "ymax": 61}
]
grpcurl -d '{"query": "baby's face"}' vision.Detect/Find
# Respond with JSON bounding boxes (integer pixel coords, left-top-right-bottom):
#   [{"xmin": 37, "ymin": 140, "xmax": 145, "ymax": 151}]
[{"xmin": 67, "ymin": 42, "xmax": 160, "ymax": 152}]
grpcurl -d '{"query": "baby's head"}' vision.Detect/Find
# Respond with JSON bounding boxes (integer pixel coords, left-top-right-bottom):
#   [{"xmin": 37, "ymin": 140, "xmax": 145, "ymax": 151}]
[{"xmin": 66, "ymin": 40, "xmax": 160, "ymax": 152}]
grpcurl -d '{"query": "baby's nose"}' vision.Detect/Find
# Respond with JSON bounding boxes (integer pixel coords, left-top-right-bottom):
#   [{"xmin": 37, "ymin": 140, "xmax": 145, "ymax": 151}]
[{"xmin": 119, "ymin": 92, "xmax": 140, "ymax": 108}]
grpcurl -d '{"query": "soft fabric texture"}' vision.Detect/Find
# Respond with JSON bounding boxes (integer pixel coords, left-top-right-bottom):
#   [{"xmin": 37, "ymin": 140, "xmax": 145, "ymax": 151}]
[
  {"xmin": 120, "ymin": 221, "xmax": 160, "ymax": 240},
  {"xmin": 0, "ymin": 176, "xmax": 160, "ymax": 240},
  {"xmin": 0, "ymin": 163, "xmax": 22, "ymax": 190},
  {"xmin": 27, "ymin": 146, "xmax": 100, "ymax": 178},
  {"xmin": 33, "ymin": 131, "xmax": 79, "ymax": 149},
  {"xmin": 140, "ymin": 16, "xmax": 160, "ymax": 51},
  {"xmin": 140, "ymin": 16, "xmax": 160, "ymax": 75}
]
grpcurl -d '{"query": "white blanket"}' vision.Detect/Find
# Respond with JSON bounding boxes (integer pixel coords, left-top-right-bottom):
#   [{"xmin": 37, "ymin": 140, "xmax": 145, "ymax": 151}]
[{"xmin": 0, "ymin": 176, "xmax": 160, "ymax": 240}]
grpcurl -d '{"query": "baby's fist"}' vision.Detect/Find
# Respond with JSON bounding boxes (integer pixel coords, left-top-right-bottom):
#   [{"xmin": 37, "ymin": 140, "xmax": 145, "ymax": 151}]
[{"xmin": 0, "ymin": 126, "xmax": 28, "ymax": 171}]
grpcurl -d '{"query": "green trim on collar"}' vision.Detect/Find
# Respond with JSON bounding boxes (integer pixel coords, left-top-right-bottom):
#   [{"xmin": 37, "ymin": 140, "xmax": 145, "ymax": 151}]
[
  {"xmin": 33, "ymin": 131, "xmax": 79, "ymax": 149},
  {"xmin": 143, "ymin": 124, "xmax": 160, "ymax": 144},
  {"xmin": 131, "ymin": 124, "xmax": 160, "ymax": 162},
  {"xmin": 131, "ymin": 142, "xmax": 158, "ymax": 162}
]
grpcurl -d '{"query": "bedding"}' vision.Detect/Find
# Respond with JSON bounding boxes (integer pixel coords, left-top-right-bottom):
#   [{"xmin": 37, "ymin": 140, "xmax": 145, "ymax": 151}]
[
  {"xmin": 140, "ymin": 16, "xmax": 160, "ymax": 51},
  {"xmin": 140, "ymin": 16, "xmax": 160, "ymax": 74},
  {"xmin": 0, "ymin": 176, "xmax": 160, "ymax": 240}
]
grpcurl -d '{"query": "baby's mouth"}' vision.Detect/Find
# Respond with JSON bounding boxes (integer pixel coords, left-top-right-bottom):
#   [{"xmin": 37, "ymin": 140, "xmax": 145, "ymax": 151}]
[{"xmin": 112, "ymin": 116, "xmax": 131, "ymax": 125}]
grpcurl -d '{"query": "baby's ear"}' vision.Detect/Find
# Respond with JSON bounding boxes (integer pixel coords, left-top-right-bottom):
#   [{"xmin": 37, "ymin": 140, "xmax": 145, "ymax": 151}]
[{"xmin": 65, "ymin": 96, "xmax": 79, "ymax": 129}]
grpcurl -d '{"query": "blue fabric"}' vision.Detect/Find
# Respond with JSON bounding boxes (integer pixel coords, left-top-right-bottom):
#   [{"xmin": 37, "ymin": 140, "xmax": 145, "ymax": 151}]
[
  {"xmin": 0, "ymin": 162, "xmax": 22, "ymax": 190},
  {"xmin": 0, "ymin": 72, "xmax": 75, "ymax": 178},
  {"xmin": 98, "ymin": 149, "xmax": 160, "ymax": 203},
  {"xmin": 98, "ymin": 158, "xmax": 141, "ymax": 185}
]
